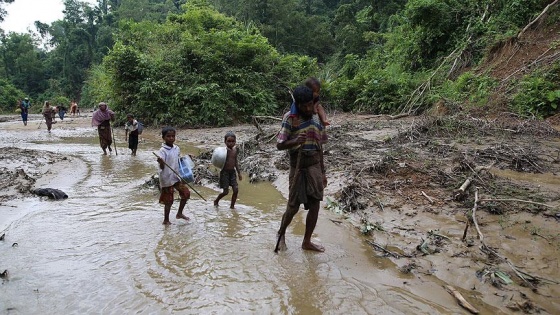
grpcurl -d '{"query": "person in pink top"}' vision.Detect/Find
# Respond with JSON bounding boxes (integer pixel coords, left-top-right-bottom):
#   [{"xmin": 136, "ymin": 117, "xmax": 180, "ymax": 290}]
[{"xmin": 91, "ymin": 102, "xmax": 115, "ymax": 155}]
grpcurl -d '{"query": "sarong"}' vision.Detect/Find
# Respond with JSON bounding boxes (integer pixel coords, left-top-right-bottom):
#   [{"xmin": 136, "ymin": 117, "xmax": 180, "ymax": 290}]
[
  {"xmin": 287, "ymin": 151, "xmax": 324, "ymax": 208},
  {"xmin": 97, "ymin": 121, "xmax": 112, "ymax": 149}
]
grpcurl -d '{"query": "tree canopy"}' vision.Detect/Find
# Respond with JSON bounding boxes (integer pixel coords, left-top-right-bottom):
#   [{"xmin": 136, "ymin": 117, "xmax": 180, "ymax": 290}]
[{"xmin": 0, "ymin": 0, "xmax": 558, "ymax": 120}]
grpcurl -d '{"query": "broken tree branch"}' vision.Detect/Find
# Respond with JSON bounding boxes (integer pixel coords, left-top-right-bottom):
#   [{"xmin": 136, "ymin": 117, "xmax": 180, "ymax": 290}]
[
  {"xmin": 480, "ymin": 198, "xmax": 555, "ymax": 208},
  {"xmin": 518, "ymin": 0, "xmax": 559, "ymax": 39},
  {"xmin": 471, "ymin": 188, "xmax": 484, "ymax": 243},
  {"xmin": 421, "ymin": 191, "xmax": 434, "ymax": 204},
  {"xmin": 445, "ymin": 285, "xmax": 480, "ymax": 314}
]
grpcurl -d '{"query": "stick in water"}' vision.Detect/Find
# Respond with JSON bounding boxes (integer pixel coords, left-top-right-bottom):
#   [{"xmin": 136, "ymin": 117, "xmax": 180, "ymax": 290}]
[
  {"xmin": 111, "ymin": 124, "xmax": 118, "ymax": 155},
  {"xmin": 152, "ymin": 152, "xmax": 206, "ymax": 201}
]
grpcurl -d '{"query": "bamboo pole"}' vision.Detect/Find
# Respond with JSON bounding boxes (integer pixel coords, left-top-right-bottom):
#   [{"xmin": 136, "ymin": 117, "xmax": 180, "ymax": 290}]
[{"xmin": 152, "ymin": 152, "xmax": 206, "ymax": 201}]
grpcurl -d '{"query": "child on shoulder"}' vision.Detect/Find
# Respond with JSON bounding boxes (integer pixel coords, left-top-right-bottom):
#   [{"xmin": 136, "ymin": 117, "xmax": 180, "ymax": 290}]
[
  {"xmin": 305, "ymin": 77, "xmax": 330, "ymax": 126},
  {"xmin": 289, "ymin": 77, "xmax": 330, "ymax": 127},
  {"xmin": 214, "ymin": 131, "xmax": 243, "ymax": 209},
  {"xmin": 156, "ymin": 127, "xmax": 191, "ymax": 225}
]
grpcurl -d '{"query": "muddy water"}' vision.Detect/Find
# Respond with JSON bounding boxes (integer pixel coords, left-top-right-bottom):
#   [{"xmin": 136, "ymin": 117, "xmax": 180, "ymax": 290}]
[{"xmin": 1, "ymin": 118, "xmax": 493, "ymax": 314}]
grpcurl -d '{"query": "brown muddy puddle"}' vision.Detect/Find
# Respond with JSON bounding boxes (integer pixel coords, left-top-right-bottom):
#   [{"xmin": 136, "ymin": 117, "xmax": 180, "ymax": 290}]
[{"xmin": 1, "ymin": 118, "xmax": 558, "ymax": 314}]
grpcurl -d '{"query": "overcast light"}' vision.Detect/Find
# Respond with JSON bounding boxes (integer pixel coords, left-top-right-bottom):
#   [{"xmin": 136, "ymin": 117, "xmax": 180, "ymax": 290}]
[{"xmin": 1, "ymin": 0, "xmax": 97, "ymax": 33}]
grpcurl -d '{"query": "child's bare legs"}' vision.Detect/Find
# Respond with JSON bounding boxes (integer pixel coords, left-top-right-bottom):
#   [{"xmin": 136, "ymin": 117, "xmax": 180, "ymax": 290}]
[
  {"xmin": 214, "ymin": 188, "xmax": 229, "ymax": 207},
  {"xmin": 176, "ymin": 198, "xmax": 190, "ymax": 221},
  {"xmin": 230, "ymin": 186, "xmax": 239, "ymax": 209},
  {"xmin": 163, "ymin": 203, "xmax": 172, "ymax": 225},
  {"xmin": 316, "ymin": 104, "xmax": 330, "ymax": 126}
]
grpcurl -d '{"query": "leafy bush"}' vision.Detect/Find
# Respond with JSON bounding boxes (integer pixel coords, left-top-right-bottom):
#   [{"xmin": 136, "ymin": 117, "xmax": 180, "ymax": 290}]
[
  {"xmin": 0, "ymin": 79, "xmax": 25, "ymax": 113},
  {"xmin": 511, "ymin": 62, "xmax": 560, "ymax": 118},
  {"xmin": 96, "ymin": 3, "xmax": 316, "ymax": 127}
]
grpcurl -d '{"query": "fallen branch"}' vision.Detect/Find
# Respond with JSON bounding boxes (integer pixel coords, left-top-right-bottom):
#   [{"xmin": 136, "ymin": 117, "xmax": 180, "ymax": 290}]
[
  {"xmin": 471, "ymin": 188, "xmax": 484, "ymax": 242},
  {"xmin": 517, "ymin": 0, "xmax": 559, "ymax": 39},
  {"xmin": 251, "ymin": 115, "xmax": 283, "ymax": 121},
  {"xmin": 454, "ymin": 162, "xmax": 495, "ymax": 200},
  {"xmin": 480, "ymin": 198, "xmax": 555, "ymax": 208},
  {"xmin": 421, "ymin": 191, "xmax": 434, "ymax": 204},
  {"xmin": 445, "ymin": 285, "xmax": 479, "ymax": 314},
  {"xmin": 366, "ymin": 240, "xmax": 410, "ymax": 259},
  {"xmin": 462, "ymin": 218, "xmax": 469, "ymax": 241}
]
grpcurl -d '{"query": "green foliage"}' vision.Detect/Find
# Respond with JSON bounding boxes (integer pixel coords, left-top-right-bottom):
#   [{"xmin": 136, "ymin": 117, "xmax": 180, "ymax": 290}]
[
  {"xmin": 511, "ymin": 62, "xmax": 560, "ymax": 118},
  {"xmin": 0, "ymin": 33, "xmax": 47, "ymax": 97},
  {"xmin": 429, "ymin": 72, "xmax": 498, "ymax": 107},
  {"xmin": 329, "ymin": 53, "xmax": 418, "ymax": 113},
  {"xmin": 99, "ymin": 4, "xmax": 316, "ymax": 126},
  {"xmin": 0, "ymin": 78, "xmax": 24, "ymax": 113}
]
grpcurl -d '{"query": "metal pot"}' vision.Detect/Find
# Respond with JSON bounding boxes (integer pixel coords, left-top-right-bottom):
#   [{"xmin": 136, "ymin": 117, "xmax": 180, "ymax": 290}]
[{"xmin": 211, "ymin": 146, "xmax": 227, "ymax": 169}]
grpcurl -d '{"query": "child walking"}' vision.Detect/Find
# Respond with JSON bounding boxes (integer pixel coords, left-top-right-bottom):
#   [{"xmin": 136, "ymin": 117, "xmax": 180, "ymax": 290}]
[
  {"xmin": 155, "ymin": 127, "xmax": 191, "ymax": 225},
  {"xmin": 124, "ymin": 114, "xmax": 139, "ymax": 156},
  {"xmin": 214, "ymin": 131, "xmax": 243, "ymax": 209}
]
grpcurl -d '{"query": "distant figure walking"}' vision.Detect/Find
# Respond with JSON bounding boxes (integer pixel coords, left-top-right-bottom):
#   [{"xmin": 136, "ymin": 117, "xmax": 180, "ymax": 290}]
[
  {"xmin": 124, "ymin": 114, "xmax": 139, "ymax": 156},
  {"xmin": 70, "ymin": 100, "xmax": 78, "ymax": 116},
  {"xmin": 92, "ymin": 102, "xmax": 115, "ymax": 155},
  {"xmin": 42, "ymin": 101, "xmax": 55, "ymax": 133},
  {"xmin": 57, "ymin": 104, "xmax": 67, "ymax": 120},
  {"xmin": 20, "ymin": 97, "xmax": 31, "ymax": 126}
]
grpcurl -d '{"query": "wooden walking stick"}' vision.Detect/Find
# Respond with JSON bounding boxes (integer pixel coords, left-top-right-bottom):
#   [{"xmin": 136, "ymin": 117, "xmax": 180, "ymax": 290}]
[
  {"xmin": 111, "ymin": 123, "xmax": 118, "ymax": 155},
  {"xmin": 152, "ymin": 152, "xmax": 207, "ymax": 201}
]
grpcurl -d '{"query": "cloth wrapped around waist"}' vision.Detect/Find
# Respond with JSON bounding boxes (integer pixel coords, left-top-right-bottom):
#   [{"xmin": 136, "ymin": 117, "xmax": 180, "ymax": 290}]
[
  {"xmin": 288, "ymin": 150, "xmax": 323, "ymax": 207},
  {"xmin": 289, "ymin": 150, "xmax": 320, "ymax": 168}
]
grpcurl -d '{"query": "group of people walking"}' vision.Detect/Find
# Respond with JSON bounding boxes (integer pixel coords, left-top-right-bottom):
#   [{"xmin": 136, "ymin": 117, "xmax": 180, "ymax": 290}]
[
  {"xmin": 18, "ymin": 99, "xmax": 80, "ymax": 132},
  {"xmin": 19, "ymin": 77, "xmax": 330, "ymax": 254},
  {"xmin": 90, "ymin": 102, "xmax": 140, "ymax": 156},
  {"xmin": 149, "ymin": 77, "xmax": 330, "ymax": 253}
]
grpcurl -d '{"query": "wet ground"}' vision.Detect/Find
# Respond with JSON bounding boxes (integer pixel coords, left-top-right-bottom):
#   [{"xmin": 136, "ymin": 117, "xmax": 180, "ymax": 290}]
[{"xmin": 1, "ymin": 113, "xmax": 559, "ymax": 314}]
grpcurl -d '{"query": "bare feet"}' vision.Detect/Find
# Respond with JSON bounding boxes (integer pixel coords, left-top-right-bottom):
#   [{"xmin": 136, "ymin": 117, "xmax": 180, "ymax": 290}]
[
  {"xmin": 230, "ymin": 205, "xmax": 235, "ymax": 209},
  {"xmin": 162, "ymin": 220, "xmax": 171, "ymax": 225},
  {"xmin": 302, "ymin": 241, "xmax": 325, "ymax": 252},
  {"xmin": 213, "ymin": 200, "xmax": 219, "ymax": 207},
  {"xmin": 102, "ymin": 150, "xmax": 107, "ymax": 155},
  {"xmin": 176, "ymin": 214, "xmax": 190, "ymax": 221}
]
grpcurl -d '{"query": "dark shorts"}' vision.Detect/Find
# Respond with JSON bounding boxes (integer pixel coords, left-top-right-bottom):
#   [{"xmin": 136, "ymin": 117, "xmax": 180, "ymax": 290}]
[
  {"xmin": 219, "ymin": 169, "xmax": 238, "ymax": 190},
  {"xmin": 159, "ymin": 182, "xmax": 190, "ymax": 204},
  {"xmin": 128, "ymin": 133, "xmax": 139, "ymax": 150}
]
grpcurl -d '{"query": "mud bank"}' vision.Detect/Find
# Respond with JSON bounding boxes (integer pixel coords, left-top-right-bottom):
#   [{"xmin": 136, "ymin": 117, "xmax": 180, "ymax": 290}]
[{"xmin": 1, "ymin": 112, "xmax": 559, "ymax": 314}]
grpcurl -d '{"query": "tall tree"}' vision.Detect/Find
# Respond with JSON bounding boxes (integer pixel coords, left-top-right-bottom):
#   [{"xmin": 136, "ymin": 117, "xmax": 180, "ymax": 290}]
[
  {"xmin": 0, "ymin": 0, "xmax": 15, "ymax": 23},
  {"xmin": 0, "ymin": 32, "xmax": 46, "ymax": 96}
]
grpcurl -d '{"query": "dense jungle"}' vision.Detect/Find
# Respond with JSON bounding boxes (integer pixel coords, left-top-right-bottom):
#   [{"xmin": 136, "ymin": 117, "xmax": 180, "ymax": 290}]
[{"xmin": 1, "ymin": 0, "xmax": 559, "ymax": 314}]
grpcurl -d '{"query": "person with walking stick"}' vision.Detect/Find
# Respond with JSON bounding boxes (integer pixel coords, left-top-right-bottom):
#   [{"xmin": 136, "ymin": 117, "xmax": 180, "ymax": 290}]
[
  {"xmin": 275, "ymin": 86, "xmax": 328, "ymax": 253},
  {"xmin": 91, "ymin": 102, "xmax": 115, "ymax": 155},
  {"xmin": 155, "ymin": 127, "xmax": 191, "ymax": 225}
]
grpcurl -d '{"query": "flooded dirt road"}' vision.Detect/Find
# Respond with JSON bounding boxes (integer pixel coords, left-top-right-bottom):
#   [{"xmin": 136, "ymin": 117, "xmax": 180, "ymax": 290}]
[
  {"xmin": 0, "ymin": 116, "xmax": 464, "ymax": 315},
  {"xmin": 1, "ymin": 114, "xmax": 559, "ymax": 314}
]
